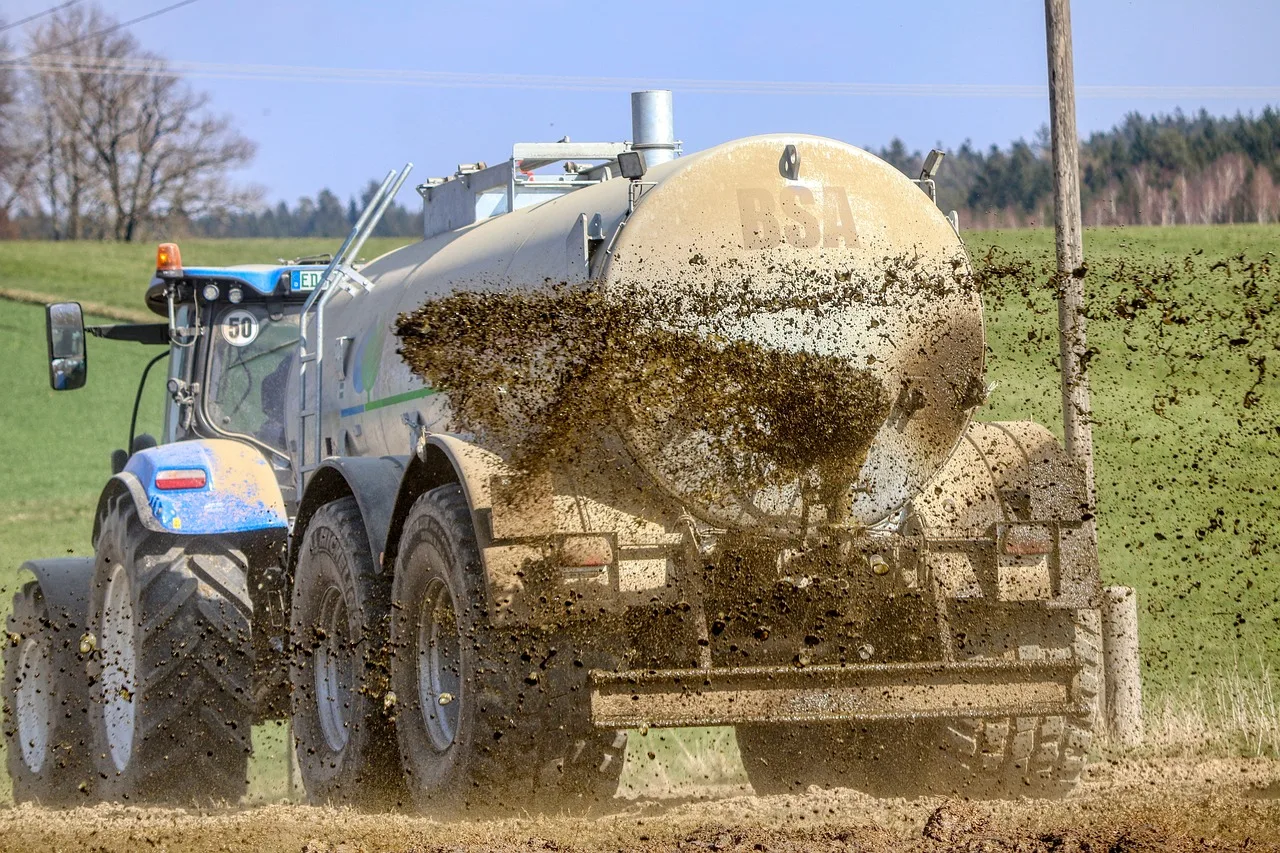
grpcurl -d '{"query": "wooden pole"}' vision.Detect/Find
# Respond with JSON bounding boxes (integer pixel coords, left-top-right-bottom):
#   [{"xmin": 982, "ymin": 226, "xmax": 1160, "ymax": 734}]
[
  {"xmin": 1044, "ymin": 0, "xmax": 1095, "ymax": 506},
  {"xmin": 1102, "ymin": 586, "xmax": 1145, "ymax": 746},
  {"xmin": 1045, "ymin": 0, "xmax": 1144, "ymax": 747}
]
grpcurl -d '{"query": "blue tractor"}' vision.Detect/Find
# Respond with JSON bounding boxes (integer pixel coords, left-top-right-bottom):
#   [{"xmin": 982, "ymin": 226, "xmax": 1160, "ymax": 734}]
[{"xmin": 9, "ymin": 245, "xmax": 330, "ymax": 804}]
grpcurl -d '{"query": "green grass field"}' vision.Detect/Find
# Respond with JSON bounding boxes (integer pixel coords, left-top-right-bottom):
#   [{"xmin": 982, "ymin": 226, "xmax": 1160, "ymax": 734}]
[{"xmin": 0, "ymin": 226, "xmax": 1277, "ymax": 799}]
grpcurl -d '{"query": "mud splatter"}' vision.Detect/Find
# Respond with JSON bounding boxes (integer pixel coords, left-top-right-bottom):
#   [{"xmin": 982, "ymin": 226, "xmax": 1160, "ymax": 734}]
[{"xmin": 395, "ymin": 284, "xmax": 893, "ymax": 523}]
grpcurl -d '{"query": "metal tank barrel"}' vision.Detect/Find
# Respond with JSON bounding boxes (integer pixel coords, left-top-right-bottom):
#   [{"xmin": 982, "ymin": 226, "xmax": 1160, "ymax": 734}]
[{"xmin": 325, "ymin": 134, "xmax": 983, "ymax": 534}]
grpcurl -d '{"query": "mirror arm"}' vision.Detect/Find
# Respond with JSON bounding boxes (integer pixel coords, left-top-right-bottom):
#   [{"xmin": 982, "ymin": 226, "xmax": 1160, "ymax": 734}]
[
  {"xmin": 89, "ymin": 323, "xmax": 169, "ymax": 345},
  {"xmin": 128, "ymin": 351, "xmax": 171, "ymax": 462}
]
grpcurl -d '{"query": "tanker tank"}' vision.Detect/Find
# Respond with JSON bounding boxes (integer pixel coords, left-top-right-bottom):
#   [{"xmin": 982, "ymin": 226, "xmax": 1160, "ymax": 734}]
[{"xmin": 326, "ymin": 134, "xmax": 985, "ymax": 535}]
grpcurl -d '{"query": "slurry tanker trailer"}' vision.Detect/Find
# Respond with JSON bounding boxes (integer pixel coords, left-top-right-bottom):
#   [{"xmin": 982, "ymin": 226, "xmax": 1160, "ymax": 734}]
[{"xmin": 7, "ymin": 91, "xmax": 1100, "ymax": 810}]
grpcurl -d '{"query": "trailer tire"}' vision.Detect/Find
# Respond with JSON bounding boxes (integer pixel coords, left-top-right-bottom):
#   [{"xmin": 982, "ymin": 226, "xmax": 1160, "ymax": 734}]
[
  {"xmin": 3, "ymin": 580, "xmax": 94, "ymax": 804},
  {"xmin": 390, "ymin": 484, "xmax": 624, "ymax": 813},
  {"xmin": 290, "ymin": 497, "xmax": 405, "ymax": 807},
  {"xmin": 88, "ymin": 494, "xmax": 253, "ymax": 804},
  {"xmin": 940, "ymin": 607, "xmax": 1101, "ymax": 797}
]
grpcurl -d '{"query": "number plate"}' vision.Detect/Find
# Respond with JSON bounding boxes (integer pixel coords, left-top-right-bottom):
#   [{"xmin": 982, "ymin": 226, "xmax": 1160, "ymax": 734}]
[{"xmin": 291, "ymin": 269, "xmax": 324, "ymax": 292}]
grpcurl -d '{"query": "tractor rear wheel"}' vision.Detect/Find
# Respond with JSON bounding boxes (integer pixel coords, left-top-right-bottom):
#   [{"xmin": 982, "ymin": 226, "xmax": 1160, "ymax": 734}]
[
  {"xmin": 290, "ymin": 497, "xmax": 405, "ymax": 807},
  {"xmin": 390, "ymin": 484, "xmax": 624, "ymax": 814},
  {"xmin": 88, "ymin": 494, "xmax": 254, "ymax": 804},
  {"xmin": 3, "ymin": 580, "xmax": 95, "ymax": 804}
]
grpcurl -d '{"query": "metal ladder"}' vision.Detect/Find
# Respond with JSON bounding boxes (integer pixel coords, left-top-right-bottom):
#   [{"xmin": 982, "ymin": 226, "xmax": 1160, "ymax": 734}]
[{"xmin": 294, "ymin": 163, "xmax": 413, "ymax": 498}]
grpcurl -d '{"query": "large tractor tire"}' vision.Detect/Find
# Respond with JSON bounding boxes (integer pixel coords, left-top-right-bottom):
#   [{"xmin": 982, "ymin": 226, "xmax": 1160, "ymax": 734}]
[
  {"xmin": 290, "ymin": 497, "xmax": 404, "ymax": 807},
  {"xmin": 939, "ymin": 607, "xmax": 1102, "ymax": 797},
  {"xmin": 390, "ymin": 484, "xmax": 625, "ymax": 814},
  {"xmin": 88, "ymin": 494, "xmax": 254, "ymax": 804},
  {"xmin": 3, "ymin": 580, "xmax": 94, "ymax": 803}
]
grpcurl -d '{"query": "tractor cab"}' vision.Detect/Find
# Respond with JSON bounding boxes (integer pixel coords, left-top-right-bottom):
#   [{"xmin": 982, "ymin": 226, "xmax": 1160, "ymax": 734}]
[{"xmin": 44, "ymin": 243, "xmax": 327, "ymax": 486}]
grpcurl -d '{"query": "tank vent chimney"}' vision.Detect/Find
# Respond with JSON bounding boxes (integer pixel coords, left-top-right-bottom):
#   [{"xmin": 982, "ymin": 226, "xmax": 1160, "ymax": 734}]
[{"xmin": 630, "ymin": 90, "xmax": 677, "ymax": 167}]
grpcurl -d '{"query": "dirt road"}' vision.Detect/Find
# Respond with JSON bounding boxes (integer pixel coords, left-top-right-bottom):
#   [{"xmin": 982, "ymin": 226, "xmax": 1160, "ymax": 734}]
[{"xmin": 3, "ymin": 757, "xmax": 1278, "ymax": 852}]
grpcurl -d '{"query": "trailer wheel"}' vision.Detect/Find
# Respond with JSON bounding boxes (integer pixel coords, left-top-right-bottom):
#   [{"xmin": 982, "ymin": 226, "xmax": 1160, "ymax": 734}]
[
  {"xmin": 390, "ymin": 484, "xmax": 624, "ymax": 813},
  {"xmin": 3, "ymin": 580, "xmax": 94, "ymax": 804},
  {"xmin": 290, "ymin": 497, "xmax": 404, "ymax": 807},
  {"xmin": 88, "ymin": 494, "xmax": 254, "ymax": 803},
  {"xmin": 940, "ymin": 607, "xmax": 1101, "ymax": 796}
]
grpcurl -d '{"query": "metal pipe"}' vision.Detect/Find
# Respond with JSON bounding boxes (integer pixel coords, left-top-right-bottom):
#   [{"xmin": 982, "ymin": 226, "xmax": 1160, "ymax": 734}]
[
  {"xmin": 631, "ymin": 90, "xmax": 676, "ymax": 166},
  {"xmin": 348, "ymin": 162, "xmax": 414, "ymax": 266},
  {"xmin": 301, "ymin": 168, "xmax": 397, "ymax": 316}
]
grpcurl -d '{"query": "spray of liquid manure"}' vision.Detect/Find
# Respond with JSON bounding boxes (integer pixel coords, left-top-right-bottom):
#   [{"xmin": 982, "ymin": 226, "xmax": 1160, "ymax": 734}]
[{"xmin": 395, "ymin": 282, "xmax": 894, "ymax": 523}]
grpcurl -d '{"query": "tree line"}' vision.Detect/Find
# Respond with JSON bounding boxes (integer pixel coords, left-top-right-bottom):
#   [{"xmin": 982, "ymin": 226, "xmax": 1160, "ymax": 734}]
[
  {"xmin": 181, "ymin": 182, "xmax": 422, "ymax": 240},
  {"xmin": 3, "ymin": 4, "xmax": 1280, "ymax": 240},
  {"xmin": 876, "ymin": 108, "xmax": 1280, "ymax": 228}
]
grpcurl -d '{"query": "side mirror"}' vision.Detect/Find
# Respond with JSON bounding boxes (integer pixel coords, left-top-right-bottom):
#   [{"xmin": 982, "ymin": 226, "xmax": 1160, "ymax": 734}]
[{"xmin": 46, "ymin": 302, "xmax": 87, "ymax": 391}]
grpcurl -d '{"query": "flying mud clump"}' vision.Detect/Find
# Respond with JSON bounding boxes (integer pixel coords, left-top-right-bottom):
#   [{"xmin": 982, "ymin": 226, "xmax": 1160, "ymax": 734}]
[{"xmin": 395, "ymin": 283, "xmax": 890, "ymax": 521}]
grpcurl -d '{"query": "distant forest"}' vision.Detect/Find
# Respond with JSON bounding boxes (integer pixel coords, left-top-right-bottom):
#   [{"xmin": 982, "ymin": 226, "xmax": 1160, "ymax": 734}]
[
  {"xmin": 161, "ymin": 107, "xmax": 1280, "ymax": 235},
  {"xmin": 876, "ymin": 108, "xmax": 1280, "ymax": 228},
  {"xmin": 7, "ymin": 108, "xmax": 1280, "ymax": 240},
  {"xmin": 185, "ymin": 180, "xmax": 425, "ymax": 241}
]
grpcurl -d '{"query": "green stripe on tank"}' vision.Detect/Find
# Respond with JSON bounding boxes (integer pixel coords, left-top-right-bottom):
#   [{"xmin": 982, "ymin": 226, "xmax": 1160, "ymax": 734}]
[
  {"xmin": 339, "ymin": 386, "xmax": 436, "ymax": 417},
  {"xmin": 365, "ymin": 386, "xmax": 437, "ymax": 411}
]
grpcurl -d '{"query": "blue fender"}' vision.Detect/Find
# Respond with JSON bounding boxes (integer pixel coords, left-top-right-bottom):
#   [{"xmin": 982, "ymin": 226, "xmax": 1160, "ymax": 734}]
[{"xmin": 93, "ymin": 439, "xmax": 288, "ymax": 541}]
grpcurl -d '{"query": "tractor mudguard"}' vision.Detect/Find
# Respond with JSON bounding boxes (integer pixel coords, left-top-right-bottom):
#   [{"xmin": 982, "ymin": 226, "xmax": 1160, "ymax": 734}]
[
  {"xmin": 17, "ymin": 558, "xmax": 95, "ymax": 634},
  {"xmin": 92, "ymin": 439, "xmax": 288, "ymax": 543},
  {"xmin": 293, "ymin": 455, "xmax": 408, "ymax": 569}
]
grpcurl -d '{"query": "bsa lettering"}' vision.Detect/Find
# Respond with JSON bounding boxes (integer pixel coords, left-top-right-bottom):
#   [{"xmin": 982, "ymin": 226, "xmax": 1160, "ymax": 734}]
[{"xmin": 737, "ymin": 186, "xmax": 859, "ymax": 250}]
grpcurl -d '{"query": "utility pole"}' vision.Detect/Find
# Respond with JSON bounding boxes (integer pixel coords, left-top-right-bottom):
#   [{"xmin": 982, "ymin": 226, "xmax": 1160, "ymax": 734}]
[
  {"xmin": 1045, "ymin": 0, "xmax": 1143, "ymax": 747},
  {"xmin": 1044, "ymin": 0, "xmax": 1094, "ymax": 504}
]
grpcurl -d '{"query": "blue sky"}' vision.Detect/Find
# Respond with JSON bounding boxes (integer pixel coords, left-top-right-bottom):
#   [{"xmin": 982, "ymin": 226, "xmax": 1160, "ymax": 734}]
[{"xmin": 6, "ymin": 0, "xmax": 1278, "ymax": 209}]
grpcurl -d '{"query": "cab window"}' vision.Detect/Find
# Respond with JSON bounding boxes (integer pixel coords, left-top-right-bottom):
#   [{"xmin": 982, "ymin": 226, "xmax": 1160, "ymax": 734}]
[{"xmin": 204, "ymin": 304, "xmax": 299, "ymax": 451}]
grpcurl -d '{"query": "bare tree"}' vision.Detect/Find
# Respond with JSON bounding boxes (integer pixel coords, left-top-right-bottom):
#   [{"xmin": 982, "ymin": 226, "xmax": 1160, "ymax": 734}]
[
  {"xmin": 0, "ymin": 27, "xmax": 43, "ymax": 233},
  {"xmin": 24, "ymin": 3, "xmax": 258, "ymax": 240}
]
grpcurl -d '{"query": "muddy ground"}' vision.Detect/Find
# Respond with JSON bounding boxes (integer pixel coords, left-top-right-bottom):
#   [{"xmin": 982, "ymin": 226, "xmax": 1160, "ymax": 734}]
[{"xmin": 3, "ymin": 757, "xmax": 1278, "ymax": 852}]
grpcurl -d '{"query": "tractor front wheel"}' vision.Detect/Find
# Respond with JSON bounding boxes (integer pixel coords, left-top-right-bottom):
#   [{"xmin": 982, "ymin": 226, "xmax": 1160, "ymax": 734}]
[{"xmin": 3, "ymin": 580, "xmax": 95, "ymax": 804}]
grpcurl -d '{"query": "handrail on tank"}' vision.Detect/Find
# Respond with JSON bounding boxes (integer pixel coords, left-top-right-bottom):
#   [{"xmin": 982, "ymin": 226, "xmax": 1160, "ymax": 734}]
[
  {"xmin": 295, "ymin": 163, "xmax": 413, "ymax": 497},
  {"xmin": 346, "ymin": 165, "xmax": 414, "ymax": 275},
  {"xmin": 300, "ymin": 168, "xmax": 396, "ymax": 318}
]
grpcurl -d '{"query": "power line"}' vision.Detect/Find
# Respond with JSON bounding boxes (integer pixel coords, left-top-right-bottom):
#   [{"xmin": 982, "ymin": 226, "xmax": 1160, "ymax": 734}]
[
  {"xmin": 27, "ymin": 0, "xmax": 201, "ymax": 57},
  {"xmin": 0, "ymin": 0, "xmax": 82, "ymax": 34},
  {"xmin": 3, "ymin": 54, "xmax": 1279, "ymax": 102}
]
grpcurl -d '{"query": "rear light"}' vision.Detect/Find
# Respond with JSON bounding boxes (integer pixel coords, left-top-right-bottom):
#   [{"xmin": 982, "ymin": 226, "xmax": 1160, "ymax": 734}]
[
  {"xmin": 155, "ymin": 469, "xmax": 207, "ymax": 491},
  {"xmin": 1000, "ymin": 524, "xmax": 1054, "ymax": 557},
  {"xmin": 558, "ymin": 536, "xmax": 614, "ymax": 568},
  {"xmin": 156, "ymin": 243, "xmax": 182, "ymax": 276}
]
